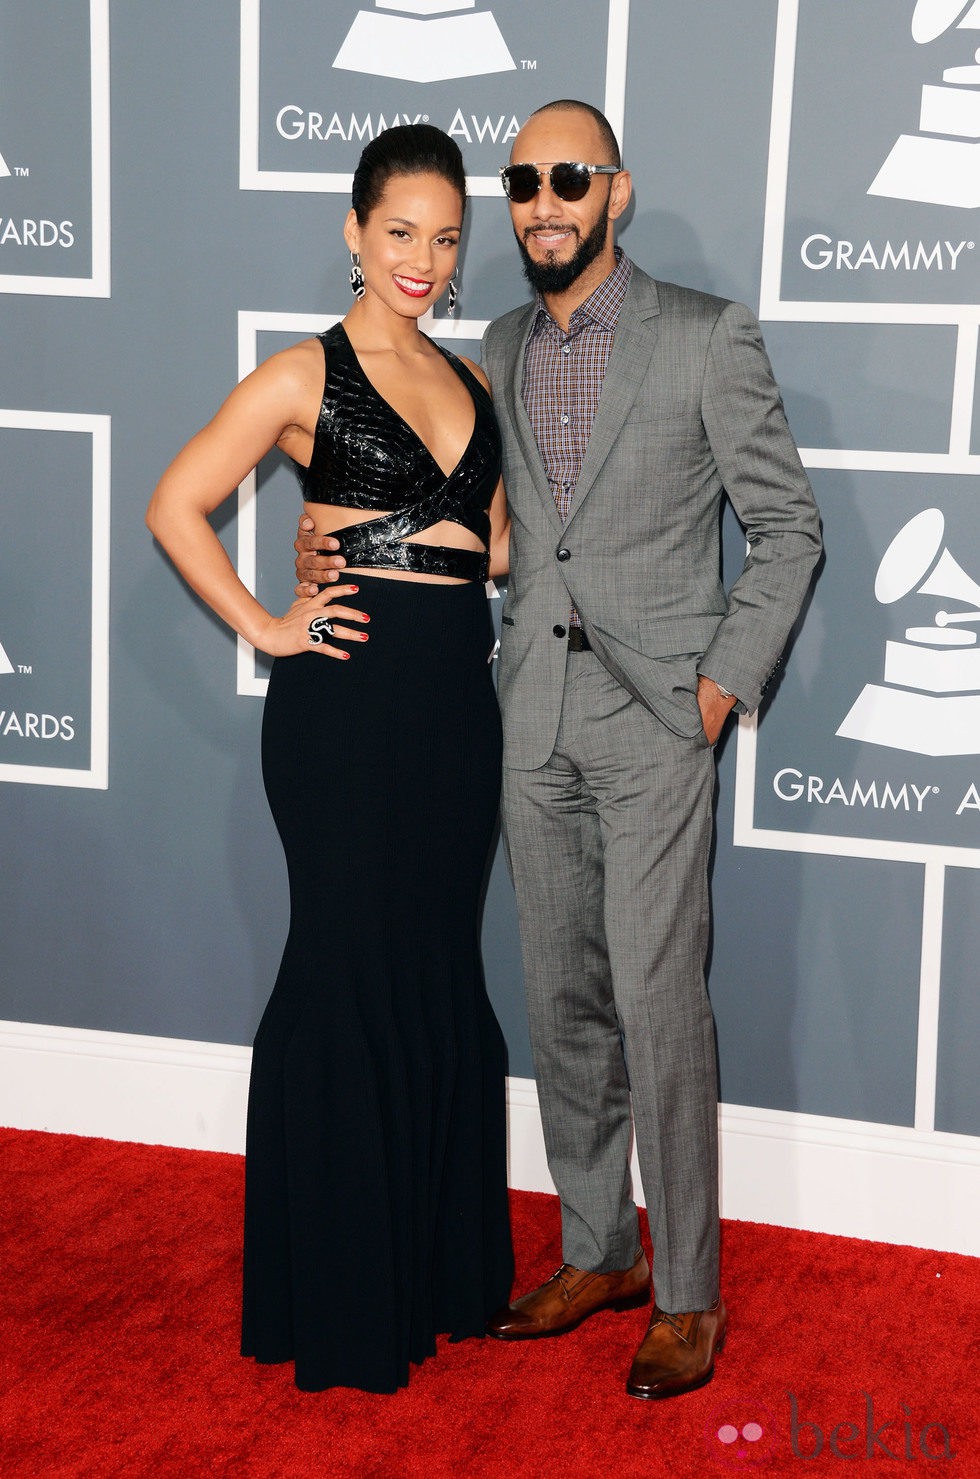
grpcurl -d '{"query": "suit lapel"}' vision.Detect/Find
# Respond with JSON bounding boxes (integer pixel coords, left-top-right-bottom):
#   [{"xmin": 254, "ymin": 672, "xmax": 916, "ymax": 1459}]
[
  {"xmin": 565, "ymin": 271, "xmax": 661, "ymax": 526},
  {"xmin": 502, "ymin": 309, "xmax": 564, "ymax": 531}
]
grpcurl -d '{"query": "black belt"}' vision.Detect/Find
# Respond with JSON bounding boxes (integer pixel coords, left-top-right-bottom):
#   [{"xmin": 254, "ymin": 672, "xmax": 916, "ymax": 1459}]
[{"xmin": 567, "ymin": 627, "xmax": 591, "ymax": 652}]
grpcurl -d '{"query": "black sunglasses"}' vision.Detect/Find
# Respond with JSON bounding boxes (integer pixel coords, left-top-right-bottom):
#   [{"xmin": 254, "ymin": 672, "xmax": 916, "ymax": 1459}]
[{"xmin": 499, "ymin": 162, "xmax": 621, "ymax": 204}]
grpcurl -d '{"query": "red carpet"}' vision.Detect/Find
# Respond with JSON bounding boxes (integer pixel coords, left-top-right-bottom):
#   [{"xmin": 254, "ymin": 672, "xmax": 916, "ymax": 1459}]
[{"xmin": 0, "ymin": 1128, "xmax": 976, "ymax": 1477}]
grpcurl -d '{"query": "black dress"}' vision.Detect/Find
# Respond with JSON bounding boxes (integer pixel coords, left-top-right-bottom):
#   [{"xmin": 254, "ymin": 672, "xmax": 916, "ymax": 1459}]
[{"xmin": 241, "ymin": 325, "xmax": 513, "ymax": 1393}]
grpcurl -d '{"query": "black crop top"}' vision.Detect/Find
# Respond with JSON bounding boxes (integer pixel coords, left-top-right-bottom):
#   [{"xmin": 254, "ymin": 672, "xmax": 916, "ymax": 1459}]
[{"xmin": 294, "ymin": 322, "xmax": 501, "ymax": 583}]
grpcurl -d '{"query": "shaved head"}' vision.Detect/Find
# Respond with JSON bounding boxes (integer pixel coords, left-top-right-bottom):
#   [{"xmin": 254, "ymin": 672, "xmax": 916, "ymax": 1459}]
[{"xmin": 527, "ymin": 99, "xmax": 622, "ymax": 169}]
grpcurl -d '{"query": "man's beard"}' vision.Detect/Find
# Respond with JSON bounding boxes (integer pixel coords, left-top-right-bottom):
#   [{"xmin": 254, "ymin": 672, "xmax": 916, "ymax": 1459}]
[{"xmin": 516, "ymin": 209, "xmax": 609, "ymax": 294}]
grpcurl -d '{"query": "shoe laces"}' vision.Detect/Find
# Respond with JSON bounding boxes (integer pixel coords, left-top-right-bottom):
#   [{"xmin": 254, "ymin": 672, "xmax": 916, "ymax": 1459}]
[
  {"xmin": 550, "ymin": 1264, "xmax": 581, "ymax": 1301},
  {"xmin": 653, "ymin": 1307, "xmax": 694, "ymax": 1344}
]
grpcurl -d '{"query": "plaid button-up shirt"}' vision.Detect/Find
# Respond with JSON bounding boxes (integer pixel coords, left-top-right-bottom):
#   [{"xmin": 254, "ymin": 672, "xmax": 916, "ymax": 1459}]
[
  {"xmin": 521, "ymin": 248, "xmax": 632, "ymax": 626},
  {"xmin": 521, "ymin": 247, "xmax": 633, "ymax": 524}
]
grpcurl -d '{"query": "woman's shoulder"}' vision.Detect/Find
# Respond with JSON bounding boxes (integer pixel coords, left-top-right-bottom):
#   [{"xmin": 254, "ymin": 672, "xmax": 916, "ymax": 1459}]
[
  {"xmin": 221, "ymin": 337, "xmax": 330, "ymax": 441},
  {"xmin": 454, "ymin": 353, "xmax": 490, "ymax": 394},
  {"xmin": 252, "ymin": 336, "xmax": 326, "ymax": 400}
]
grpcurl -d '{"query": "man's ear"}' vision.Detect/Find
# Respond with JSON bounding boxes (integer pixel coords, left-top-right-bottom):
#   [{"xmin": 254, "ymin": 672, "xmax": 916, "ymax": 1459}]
[{"xmin": 608, "ymin": 169, "xmax": 632, "ymax": 223}]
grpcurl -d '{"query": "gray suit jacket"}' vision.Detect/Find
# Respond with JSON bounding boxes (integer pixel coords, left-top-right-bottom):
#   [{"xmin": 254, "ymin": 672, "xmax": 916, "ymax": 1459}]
[{"xmin": 482, "ymin": 264, "xmax": 822, "ymax": 769}]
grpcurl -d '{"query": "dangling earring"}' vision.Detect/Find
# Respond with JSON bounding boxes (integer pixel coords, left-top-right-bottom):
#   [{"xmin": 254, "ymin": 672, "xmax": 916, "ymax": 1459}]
[
  {"xmin": 349, "ymin": 251, "xmax": 365, "ymax": 300},
  {"xmin": 447, "ymin": 268, "xmax": 459, "ymax": 317}
]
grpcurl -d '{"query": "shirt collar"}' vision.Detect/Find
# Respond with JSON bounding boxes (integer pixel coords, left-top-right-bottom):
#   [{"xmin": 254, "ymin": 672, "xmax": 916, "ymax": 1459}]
[{"xmin": 530, "ymin": 247, "xmax": 633, "ymax": 338}]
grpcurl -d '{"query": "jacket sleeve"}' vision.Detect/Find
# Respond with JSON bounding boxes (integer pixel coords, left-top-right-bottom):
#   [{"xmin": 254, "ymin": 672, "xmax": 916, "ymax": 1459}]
[
  {"xmin": 481, "ymin": 321, "xmax": 503, "ymax": 387},
  {"xmin": 697, "ymin": 301, "xmax": 822, "ymax": 713}
]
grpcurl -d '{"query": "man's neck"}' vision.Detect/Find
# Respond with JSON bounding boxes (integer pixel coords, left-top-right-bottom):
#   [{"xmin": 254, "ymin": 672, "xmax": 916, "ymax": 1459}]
[{"xmin": 541, "ymin": 245, "xmax": 620, "ymax": 332}]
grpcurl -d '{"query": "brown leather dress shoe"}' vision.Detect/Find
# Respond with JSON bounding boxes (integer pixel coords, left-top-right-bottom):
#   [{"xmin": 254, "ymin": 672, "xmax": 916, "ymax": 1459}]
[
  {"xmin": 487, "ymin": 1249, "xmax": 650, "ymax": 1340},
  {"xmin": 626, "ymin": 1297, "xmax": 727, "ymax": 1399}
]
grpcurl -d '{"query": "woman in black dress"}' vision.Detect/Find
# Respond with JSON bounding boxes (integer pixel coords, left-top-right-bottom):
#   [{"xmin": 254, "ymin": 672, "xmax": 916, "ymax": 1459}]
[{"xmin": 147, "ymin": 125, "xmax": 513, "ymax": 1393}]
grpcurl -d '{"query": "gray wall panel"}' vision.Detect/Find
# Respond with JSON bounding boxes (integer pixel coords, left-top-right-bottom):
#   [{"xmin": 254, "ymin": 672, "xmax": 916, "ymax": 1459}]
[
  {"xmin": 936, "ymin": 867, "xmax": 980, "ymax": 1138},
  {"xmin": 2, "ymin": 0, "xmax": 978, "ymax": 1144},
  {"xmin": 710, "ymin": 832, "xmax": 922, "ymax": 1125},
  {"xmin": 760, "ymin": 323, "xmax": 957, "ymax": 454}
]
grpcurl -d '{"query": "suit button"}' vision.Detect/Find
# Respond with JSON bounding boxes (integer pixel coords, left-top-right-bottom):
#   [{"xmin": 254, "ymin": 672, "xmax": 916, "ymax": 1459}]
[
  {"xmin": 556, "ymin": 547, "xmax": 571, "ymax": 562},
  {"xmin": 553, "ymin": 624, "xmax": 566, "ymax": 638}
]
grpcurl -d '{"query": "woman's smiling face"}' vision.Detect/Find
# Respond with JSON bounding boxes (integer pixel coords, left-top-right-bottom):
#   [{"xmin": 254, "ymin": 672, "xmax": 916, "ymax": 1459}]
[{"xmin": 345, "ymin": 172, "xmax": 463, "ymax": 319}]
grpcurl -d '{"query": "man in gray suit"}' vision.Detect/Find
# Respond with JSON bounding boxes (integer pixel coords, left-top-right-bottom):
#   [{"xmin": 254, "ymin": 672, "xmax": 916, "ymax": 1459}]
[
  {"xmin": 480, "ymin": 99, "xmax": 820, "ymax": 1400},
  {"xmin": 297, "ymin": 99, "xmax": 820, "ymax": 1400}
]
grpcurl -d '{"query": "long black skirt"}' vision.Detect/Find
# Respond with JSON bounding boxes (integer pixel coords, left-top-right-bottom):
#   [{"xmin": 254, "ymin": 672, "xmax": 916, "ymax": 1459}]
[{"xmin": 241, "ymin": 575, "xmax": 513, "ymax": 1393}]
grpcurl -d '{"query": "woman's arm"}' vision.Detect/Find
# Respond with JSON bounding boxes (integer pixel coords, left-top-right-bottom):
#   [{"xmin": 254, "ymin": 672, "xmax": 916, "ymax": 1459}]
[
  {"xmin": 487, "ymin": 477, "xmax": 510, "ymax": 580},
  {"xmin": 146, "ymin": 344, "xmax": 368, "ymax": 659},
  {"xmin": 460, "ymin": 356, "xmax": 510, "ymax": 580}
]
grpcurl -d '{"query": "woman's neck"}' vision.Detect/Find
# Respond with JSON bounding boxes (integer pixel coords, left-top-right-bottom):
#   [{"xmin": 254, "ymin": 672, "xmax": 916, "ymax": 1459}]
[{"xmin": 343, "ymin": 298, "xmax": 428, "ymax": 355}]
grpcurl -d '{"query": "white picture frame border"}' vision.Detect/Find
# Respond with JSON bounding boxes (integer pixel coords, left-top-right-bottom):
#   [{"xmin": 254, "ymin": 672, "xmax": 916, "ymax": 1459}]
[
  {"xmin": 760, "ymin": 0, "xmax": 980, "ymax": 328},
  {"xmin": 733, "ymin": 441, "xmax": 980, "ymax": 870},
  {"xmin": 0, "ymin": 0, "xmax": 110, "ymax": 298},
  {"xmin": 0, "ymin": 409, "xmax": 110, "ymax": 788},
  {"xmin": 239, "ymin": 0, "xmax": 631, "ymax": 196}
]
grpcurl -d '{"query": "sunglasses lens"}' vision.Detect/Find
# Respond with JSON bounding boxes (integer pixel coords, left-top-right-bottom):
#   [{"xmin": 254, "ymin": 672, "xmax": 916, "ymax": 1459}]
[
  {"xmin": 503, "ymin": 165, "xmax": 539, "ymax": 203},
  {"xmin": 551, "ymin": 163, "xmax": 591, "ymax": 201}
]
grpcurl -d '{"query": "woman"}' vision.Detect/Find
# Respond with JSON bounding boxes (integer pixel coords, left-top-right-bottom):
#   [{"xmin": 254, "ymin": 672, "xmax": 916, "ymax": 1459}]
[{"xmin": 146, "ymin": 125, "xmax": 513, "ymax": 1393}]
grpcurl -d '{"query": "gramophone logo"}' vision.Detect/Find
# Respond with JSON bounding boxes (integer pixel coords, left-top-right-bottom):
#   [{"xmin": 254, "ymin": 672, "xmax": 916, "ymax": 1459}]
[
  {"xmin": 333, "ymin": 0, "xmax": 516, "ymax": 84},
  {"xmin": 837, "ymin": 508, "xmax": 980, "ymax": 757},
  {"xmin": 869, "ymin": 0, "xmax": 980, "ymax": 207}
]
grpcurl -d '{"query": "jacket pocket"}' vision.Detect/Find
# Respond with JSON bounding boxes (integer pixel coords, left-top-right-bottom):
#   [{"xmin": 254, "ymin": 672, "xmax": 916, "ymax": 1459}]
[{"xmin": 629, "ymin": 614, "xmax": 724, "ymax": 657}]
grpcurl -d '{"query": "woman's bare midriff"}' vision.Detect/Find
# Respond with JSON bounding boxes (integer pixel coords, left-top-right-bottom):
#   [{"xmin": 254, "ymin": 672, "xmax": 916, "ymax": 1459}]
[{"xmin": 304, "ymin": 503, "xmax": 487, "ymax": 585}]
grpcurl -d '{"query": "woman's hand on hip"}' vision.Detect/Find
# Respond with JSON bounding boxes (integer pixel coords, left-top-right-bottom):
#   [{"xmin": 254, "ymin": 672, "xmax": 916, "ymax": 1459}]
[{"xmin": 254, "ymin": 584, "xmax": 369, "ymax": 659}]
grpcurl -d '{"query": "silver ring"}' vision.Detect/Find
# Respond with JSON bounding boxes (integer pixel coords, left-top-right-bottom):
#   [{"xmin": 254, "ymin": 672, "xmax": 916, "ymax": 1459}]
[{"xmin": 308, "ymin": 615, "xmax": 336, "ymax": 645}]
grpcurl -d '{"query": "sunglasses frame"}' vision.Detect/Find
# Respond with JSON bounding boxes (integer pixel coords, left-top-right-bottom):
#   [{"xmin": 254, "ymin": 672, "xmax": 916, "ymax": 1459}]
[{"xmin": 499, "ymin": 161, "xmax": 621, "ymax": 204}]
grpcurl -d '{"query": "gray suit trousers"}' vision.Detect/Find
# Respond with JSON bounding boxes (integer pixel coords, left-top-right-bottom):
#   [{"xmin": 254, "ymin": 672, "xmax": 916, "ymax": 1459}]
[{"xmin": 501, "ymin": 650, "xmax": 720, "ymax": 1312}]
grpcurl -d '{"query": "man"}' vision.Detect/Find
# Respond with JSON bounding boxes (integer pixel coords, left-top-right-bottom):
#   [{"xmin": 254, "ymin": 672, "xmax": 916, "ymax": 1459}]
[{"xmin": 298, "ymin": 100, "xmax": 821, "ymax": 1399}]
